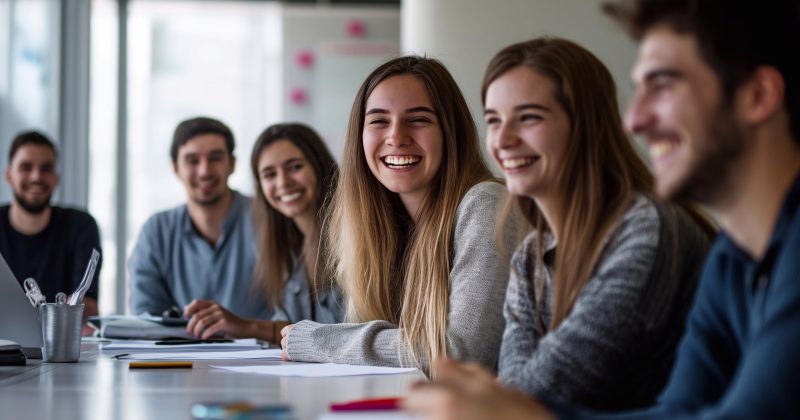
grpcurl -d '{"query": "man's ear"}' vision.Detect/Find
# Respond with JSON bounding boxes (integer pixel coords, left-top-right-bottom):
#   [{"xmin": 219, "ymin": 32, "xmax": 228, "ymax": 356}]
[
  {"xmin": 172, "ymin": 161, "xmax": 179, "ymax": 176},
  {"xmin": 229, "ymin": 155, "xmax": 236, "ymax": 176},
  {"xmin": 4, "ymin": 168, "xmax": 11, "ymax": 186},
  {"xmin": 736, "ymin": 65, "xmax": 785, "ymax": 126}
]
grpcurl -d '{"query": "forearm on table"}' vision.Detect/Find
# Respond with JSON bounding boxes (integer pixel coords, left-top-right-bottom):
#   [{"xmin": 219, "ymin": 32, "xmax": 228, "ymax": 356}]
[{"xmin": 288, "ymin": 320, "xmax": 406, "ymax": 366}]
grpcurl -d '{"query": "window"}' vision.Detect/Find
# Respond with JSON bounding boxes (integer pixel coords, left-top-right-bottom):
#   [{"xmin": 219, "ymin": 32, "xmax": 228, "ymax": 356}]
[{"xmin": 90, "ymin": 0, "xmax": 399, "ymax": 314}]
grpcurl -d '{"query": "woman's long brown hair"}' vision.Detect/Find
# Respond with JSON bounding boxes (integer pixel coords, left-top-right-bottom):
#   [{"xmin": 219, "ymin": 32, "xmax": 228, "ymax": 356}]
[
  {"xmin": 250, "ymin": 123, "xmax": 339, "ymax": 310},
  {"xmin": 482, "ymin": 38, "xmax": 656, "ymax": 332},
  {"xmin": 327, "ymin": 56, "xmax": 495, "ymax": 376}
]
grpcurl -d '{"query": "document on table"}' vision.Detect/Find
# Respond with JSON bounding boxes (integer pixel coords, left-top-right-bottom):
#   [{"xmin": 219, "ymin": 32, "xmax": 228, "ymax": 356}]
[
  {"xmin": 117, "ymin": 349, "xmax": 283, "ymax": 360},
  {"xmin": 212, "ymin": 363, "xmax": 418, "ymax": 377},
  {"xmin": 101, "ymin": 338, "xmax": 262, "ymax": 351}
]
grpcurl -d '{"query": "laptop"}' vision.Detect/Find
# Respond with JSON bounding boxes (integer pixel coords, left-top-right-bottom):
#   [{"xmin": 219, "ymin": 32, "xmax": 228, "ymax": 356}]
[{"xmin": 0, "ymin": 252, "xmax": 43, "ymax": 357}]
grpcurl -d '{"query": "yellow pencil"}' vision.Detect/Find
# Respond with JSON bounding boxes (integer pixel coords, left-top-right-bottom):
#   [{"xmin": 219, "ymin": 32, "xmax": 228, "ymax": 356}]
[{"xmin": 129, "ymin": 361, "xmax": 193, "ymax": 369}]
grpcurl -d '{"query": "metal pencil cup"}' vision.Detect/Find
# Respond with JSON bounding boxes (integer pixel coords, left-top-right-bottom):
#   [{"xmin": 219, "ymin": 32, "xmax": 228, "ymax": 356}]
[{"xmin": 39, "ymin": 303, "xmax": 84, "ymax": 362}]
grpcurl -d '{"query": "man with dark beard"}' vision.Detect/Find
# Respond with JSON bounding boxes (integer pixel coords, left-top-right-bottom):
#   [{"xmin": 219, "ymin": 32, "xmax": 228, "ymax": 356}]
[
  {"xmin": 129, "ymin": 117, "xmax": 271, "ymax": 322},
  {"xmin": 0, "ymin": 131, "xmax": 101, "ymax": 327}
]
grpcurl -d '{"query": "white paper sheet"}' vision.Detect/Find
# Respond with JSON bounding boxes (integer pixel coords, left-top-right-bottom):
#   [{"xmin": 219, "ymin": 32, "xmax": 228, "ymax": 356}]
[
  {"xmin": 101, "ymin": 338, "xmax": 262, "ymax": 351},
  {"xmin": 117, "ymin": 349, "xmax": 283, "ymax": 360},
  {"xmin": 212, "ymin": 363, "xmax": 418, "ymax": 377}
]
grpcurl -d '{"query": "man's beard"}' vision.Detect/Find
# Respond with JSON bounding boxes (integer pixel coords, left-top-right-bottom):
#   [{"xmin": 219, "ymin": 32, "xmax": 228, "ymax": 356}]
[
  {"xmin": 192, "ymin": 192, "xmax": 225, "ymax": 207},
  {"xmin": 14, "ymin": 192, "xmax": 51, "ymax": 214},
  {"xmin": 672, "ymin": 107, "xmax": 747, "ymax": 206}
]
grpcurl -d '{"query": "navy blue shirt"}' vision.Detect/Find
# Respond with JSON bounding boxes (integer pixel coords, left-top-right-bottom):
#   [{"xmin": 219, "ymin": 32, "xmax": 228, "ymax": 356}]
[
  {"xmin": 0, "ymin": 205, "xmax": 101, "ymax": 301},
  {"xmin": 564, "ymin": 174, "xmax": 800, "ymax": 419}
]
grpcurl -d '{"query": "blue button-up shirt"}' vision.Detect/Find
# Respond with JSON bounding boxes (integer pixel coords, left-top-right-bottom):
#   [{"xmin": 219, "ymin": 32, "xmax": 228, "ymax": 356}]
[
  {"xmin": 128, "ymin": 191, "xmax": 272, "ymax": 320},
  {"xmin": 566, "ymin": 174, "xmax": 800, "ymax": 419},
  {"xmin": 271, "ymin": 257, "xmax": 343, "ymax": 324}
]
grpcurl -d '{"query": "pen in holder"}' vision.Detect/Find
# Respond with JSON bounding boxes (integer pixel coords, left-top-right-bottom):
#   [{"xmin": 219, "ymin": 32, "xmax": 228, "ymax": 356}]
[
  {"xmin": 40, "ymin": 303, "xmax": 84, "ymax": 362},
  {"xmin": 69, "ymin": 248, "xmax": 99, "ymax": 306}
]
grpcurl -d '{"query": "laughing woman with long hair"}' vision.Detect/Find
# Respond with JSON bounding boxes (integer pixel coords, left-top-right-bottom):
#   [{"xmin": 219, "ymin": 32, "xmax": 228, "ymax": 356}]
[{"xmin": 280, "ymin": 56, "xmax": 519, "ymax": 376}]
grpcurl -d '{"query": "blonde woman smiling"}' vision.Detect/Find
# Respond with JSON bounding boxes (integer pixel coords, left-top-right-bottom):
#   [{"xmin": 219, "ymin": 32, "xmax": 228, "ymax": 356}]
[{"xmin": 280, "ymin": 56, "xmax": 518, "ymax": 376}]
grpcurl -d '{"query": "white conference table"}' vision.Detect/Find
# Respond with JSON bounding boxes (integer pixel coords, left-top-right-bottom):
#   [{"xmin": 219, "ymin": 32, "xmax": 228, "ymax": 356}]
[{"xmin": 0, "ymin": 342, "xmax": 425, "ymax": 419}]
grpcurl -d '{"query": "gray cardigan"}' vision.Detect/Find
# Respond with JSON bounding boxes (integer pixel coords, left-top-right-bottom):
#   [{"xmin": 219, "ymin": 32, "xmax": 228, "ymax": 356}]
[
  {"xmin": 498, "ymin": 195, "xmax": 711, "ymax": 411},
  {"xmin": 285, "ymin": 182, "xmax": 518, "ymax": 372}
]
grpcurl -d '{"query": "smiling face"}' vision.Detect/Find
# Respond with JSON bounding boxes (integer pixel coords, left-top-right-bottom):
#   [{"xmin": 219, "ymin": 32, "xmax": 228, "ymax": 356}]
[
  {"xmin": 4, "ymin": 144, "xmax": 59, "ymax": 214},
  {"xmin": 362, "ymin": 74, "xmax": 444, "ymax": 212},
  {"xmin": 626, "ymin": 25, "xmax": 746, "ymax": 203},
  {"xmin": 484, "ymin": 65, "xmax": 571, "ymax": 201},
  {"xmin": 257, "ymin": 139, "xmax": 318, "ymax": 222},
  {"xmin": 173, "ymin": 133, "xmax": 235, "ymax": 207}
]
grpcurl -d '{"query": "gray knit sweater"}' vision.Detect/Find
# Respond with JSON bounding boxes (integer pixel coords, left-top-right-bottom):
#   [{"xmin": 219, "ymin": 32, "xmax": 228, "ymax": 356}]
[
  {"xmin": 499, "ymin": 196, "xmax": 711, "ymax": 411},
  {"xmin": 286, "ymin": 182, "xmax": 518, "ymax": 372}
]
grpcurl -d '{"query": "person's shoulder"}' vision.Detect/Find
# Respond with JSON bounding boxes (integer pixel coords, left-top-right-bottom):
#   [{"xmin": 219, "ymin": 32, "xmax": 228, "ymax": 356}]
[
  {"xmin": 49, "ymin": 206, "xmax": 99, "ymax": 232},
  {"xmin": 456, "ymin": 181, "xmax": 504, "ymax": 213},
  {"xmin": 463, "ymin": 181, "xmax": 504, "ymax": 200},
  {"xmin": 230, "ymin": 190, "xmax": 254, "ymax": 211},
  {"xmin": 141, "ymin": 203, "xmax": 189, "ymax": 232},
  {"xmin": 607, "ymin": 194, "xmax": 663, "ymax": 240},
  {"xmin": 620, "ymin": 194, "xmax": 661, "ymax": 227},
  {"xmin": 52, "ymin": 206, "xmax": 97, "ymax": 222},
  {"xmin": 0, "ymin": 204, "xmax": 10, "ymax": 233},
  {"xmin": 0, "ymin": 204, "xmax": 9, "ymax": 222},
  {"xmin": 229, "ymin": 190, "xmax": 252, "ymax": 204},
  {"xmin": 597, "ymin": 194, "xmax": 664, "ymax": 261}
]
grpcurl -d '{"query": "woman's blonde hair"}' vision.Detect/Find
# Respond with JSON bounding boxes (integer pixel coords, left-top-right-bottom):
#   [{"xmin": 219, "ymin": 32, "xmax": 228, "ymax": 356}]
[
  {"xmin": 327, "ymin": 56, "xmax": 494, "ymax": 375},
  {"xmin": 251, "ymin": 123, "xmax": 339, "ymax": 310},
  {"xmin": 482, "ymin": 37, "xmax": 657, "ymax": 332}
]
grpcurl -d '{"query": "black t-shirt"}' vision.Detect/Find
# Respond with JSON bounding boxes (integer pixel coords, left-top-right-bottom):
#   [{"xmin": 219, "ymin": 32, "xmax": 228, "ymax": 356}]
[{"xmin": 0, "ymin": 205, "xmax": 101, "ymax": 302}]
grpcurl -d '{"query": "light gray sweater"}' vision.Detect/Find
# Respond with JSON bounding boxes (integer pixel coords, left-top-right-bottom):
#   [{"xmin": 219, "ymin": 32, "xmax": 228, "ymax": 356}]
[
  {"xmin": 285, "ymin": 182, "xmax": 518, "ymax": 372},
  {"xmin": 498, "ymin": 195, "xmax": 711, "ymax": 411}
]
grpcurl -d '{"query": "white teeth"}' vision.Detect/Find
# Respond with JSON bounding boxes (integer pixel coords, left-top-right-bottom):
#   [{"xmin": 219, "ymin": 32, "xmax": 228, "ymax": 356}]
[
  {"xmin": 384, "ymin": 155, "xmax": 421, "ymax": 166},
  {"xmin": 280, "ymin": 192, "xmax": 302, "ymax": 202},
  {"xmin": 649, "ymin": 142, "xmax": 676, "ymax": 159},
  {"xmin": 502, "ymin": 157, "xmax": 536, "ymax": 169}
]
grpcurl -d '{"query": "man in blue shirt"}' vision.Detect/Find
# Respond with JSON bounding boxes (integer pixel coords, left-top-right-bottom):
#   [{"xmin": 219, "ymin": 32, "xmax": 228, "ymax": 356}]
[
  {"xmin": 129, "ymin": 117, "xmax": 272, "ymax": 328},
  {"xmin": 403, "ymin": 0, "xmax": 800, "ymax": 418}
]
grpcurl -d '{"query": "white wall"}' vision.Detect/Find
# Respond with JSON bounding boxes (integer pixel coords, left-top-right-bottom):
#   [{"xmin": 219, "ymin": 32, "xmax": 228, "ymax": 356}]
[
  {"xmin": 282, "ymin": 5, "xmax": 400, "ymax": 160},
  {"xmin": 401, "ymin": 0, "xmax": 637, "ymax": 153}
]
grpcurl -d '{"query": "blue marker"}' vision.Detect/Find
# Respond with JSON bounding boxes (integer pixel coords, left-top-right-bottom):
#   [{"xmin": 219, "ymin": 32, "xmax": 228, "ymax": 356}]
[{"xmin": 191, "ymin": 401, "xmax": 293, "ymax": 420}]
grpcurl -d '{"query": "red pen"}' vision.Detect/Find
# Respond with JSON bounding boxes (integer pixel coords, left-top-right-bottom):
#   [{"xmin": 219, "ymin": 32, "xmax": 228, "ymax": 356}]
[{"xmin": 330, "ymin": 397, "xmax": 403, "ymax": 411}]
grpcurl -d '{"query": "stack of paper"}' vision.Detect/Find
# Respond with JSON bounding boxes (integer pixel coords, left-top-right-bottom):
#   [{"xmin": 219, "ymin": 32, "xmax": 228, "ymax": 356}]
[
  {"xmin": 212, "ymin": 363, "xmax": 418, "ymax": 377},
  {"xmin": 117, "ymin": 349, "xmax": 283, "ymax": 360},
  {"xmin": 90, "ymin": 316, "xmax": 194, "ymax": 340},
  {"xmin": 101, "ymin": 338, "xmax": 263, "ymax": 352}
]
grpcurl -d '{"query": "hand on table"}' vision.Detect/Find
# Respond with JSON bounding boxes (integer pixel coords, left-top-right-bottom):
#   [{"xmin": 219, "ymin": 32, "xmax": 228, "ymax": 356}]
[
  {"xmin": 403, "ymin": 358, "xmax": 554, "ymax": 420},
  {"xmin": 280, "ymin": 324, "xmax": 295, "ymax": 360},
  {"xmin": 183, "ymin": 299, "xmax": 248, "ymax": 339}
]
